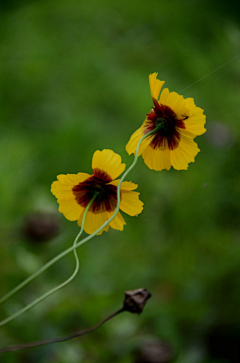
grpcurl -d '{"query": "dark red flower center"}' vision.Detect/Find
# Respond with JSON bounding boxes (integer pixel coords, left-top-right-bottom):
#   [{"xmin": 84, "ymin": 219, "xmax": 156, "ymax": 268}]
[
  {"xmin": 72, "ymin": 168, "xmax": 118, "ymax": 213},
  {"xmin": 144, "ymin": 98, "xmax": 187, "ymax": 150}
]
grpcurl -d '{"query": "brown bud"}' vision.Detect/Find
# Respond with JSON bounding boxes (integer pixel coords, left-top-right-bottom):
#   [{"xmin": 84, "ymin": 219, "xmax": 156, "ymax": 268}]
[
  {"xmin": 123, "ymin": 288, "xmax": 152, "ymax": 314},
  {"xmin": 134, "ymin": 338, "xmax": 174, "ymax": 363},
  {"xmin": 22, "ymin": 212, "xmax": 60, "ymax": 243}
]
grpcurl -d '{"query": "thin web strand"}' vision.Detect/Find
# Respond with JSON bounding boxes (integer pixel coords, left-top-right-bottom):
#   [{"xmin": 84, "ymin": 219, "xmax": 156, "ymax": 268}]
[{"xmin": 179, "ymin": 54, "xmax": 240, "ymax": 93}]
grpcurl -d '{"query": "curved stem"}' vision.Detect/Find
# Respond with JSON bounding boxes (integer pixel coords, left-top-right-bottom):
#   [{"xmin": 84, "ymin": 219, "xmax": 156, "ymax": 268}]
[
  {"xmin": 0, "ymin": 308, "xmax": 124, "ymax": 352},
  {"xmin": 0, "ymin": 236, "xmax": 81, "ymax": 306},
  {"xmin": 0, "ymin": 126, "xmax": 160, "ymax": 326},
  {"xmin": 0, "ymin": 194, "xmax": 97, "ymax": 327}
]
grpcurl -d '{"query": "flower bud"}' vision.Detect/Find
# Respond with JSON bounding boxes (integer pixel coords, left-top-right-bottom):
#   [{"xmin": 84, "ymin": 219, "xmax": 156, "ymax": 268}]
[{"xmin": 123, "ymin": 288, "xmax": 151, "ymax": 314}]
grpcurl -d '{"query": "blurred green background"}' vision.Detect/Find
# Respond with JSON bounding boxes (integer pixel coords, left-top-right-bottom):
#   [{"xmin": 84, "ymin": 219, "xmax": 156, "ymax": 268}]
[{"xmin": 0, "ymin": 0, "xmax": 240, "ymax": 362}]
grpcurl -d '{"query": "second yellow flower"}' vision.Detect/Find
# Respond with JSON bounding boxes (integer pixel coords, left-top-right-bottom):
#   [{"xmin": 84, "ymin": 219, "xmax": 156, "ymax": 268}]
[{"xmin": 51, "ymin": 149, "xmax": 143, "ymax": 235}]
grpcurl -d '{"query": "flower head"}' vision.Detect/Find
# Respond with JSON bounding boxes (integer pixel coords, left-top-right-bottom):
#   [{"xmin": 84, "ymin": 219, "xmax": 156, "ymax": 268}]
[
  {"xmin": 126, "ymin": 73, "xmax": 206, "ymax": 171},
  {"xmin": 51, "ymin": 149, "xmax": 143, "ymax": 235}
]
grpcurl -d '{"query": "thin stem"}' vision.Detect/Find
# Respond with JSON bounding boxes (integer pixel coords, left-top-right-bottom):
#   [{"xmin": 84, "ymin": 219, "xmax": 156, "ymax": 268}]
[
  {"xmin": 0, "ymin": 125, "xmax": 160, "ymax": 326},
  {"xmin": 0, "ymin": 308, "xmax": 124, "ymax": 353},
  {"xmin": 0, "ymin": 194, "xmax": 97, "ymax": 327}
]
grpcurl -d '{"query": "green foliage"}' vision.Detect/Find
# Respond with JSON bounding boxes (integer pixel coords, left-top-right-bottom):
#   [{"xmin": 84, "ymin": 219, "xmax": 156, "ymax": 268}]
[{"xmin": 0, "ymin": 0, "xmax": 240, "ymax": 362}]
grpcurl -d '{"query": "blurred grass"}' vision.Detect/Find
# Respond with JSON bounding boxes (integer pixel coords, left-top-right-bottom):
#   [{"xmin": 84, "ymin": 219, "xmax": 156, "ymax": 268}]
[{"xmin": 0, "ymin": 0, "xmax": 240, "ymax": 362}]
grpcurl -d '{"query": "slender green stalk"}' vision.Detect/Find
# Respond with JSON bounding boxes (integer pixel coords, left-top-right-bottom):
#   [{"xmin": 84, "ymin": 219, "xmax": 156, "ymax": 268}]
[
  {"xmin": 0, "ymin": 194, "xmax": 97, "ymax": 327},
  {"xmin": 0, "ymin": 236, "xmax": 81, "ymax": 306},
  {"xmin": 0, "ymin": 125, "xmax": 161, "ymax": 326}
]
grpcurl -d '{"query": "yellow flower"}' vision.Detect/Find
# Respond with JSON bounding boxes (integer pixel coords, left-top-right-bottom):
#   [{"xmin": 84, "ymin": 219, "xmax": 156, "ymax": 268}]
[
  {"xmin": 51, "ymin": 149, "xmax": 143, "ymax": 235},
  {"xmin": 126, "ymin": 73, "xmax": 206, "ymax": 171}
]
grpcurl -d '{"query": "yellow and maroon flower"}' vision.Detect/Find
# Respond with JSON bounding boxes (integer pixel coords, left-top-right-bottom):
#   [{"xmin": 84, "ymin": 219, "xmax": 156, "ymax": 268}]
[
  {"xmin": 126, "ymin": 73, "xmax": 206, "ymax": 171},
  {"xmin": 51, "ymin": 149, "xmax": 143, "ymax": 235}
]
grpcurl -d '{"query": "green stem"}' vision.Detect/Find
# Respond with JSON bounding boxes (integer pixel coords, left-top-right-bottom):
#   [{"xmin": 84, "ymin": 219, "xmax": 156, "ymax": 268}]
[
  {"xmin": 0, "ymin": 125, "xmax": 160, "ymax": 326},
  {"xmin": 0, "ymin": 194, "xmax": 97, "ymax": 327}
]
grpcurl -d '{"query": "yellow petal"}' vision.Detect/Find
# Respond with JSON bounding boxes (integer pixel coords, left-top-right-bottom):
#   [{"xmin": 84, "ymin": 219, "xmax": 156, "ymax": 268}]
[
  {"xmin": 142, "ymin": 146, "xmax": 171, "ymax": 171},
  {"xmin": 110, "ymin": 180, "xmax": 139, "ymax": 191},
  {"xmin": 57, "ymin": 173, "xmax": 90, "ymax": 185},
  {"xmin": 92, "ymin": 149, "xmax": 126, "ymax": 180},
  {"xmin": 178, "ymin": 133, "xmax": 200, "ymax": 159},
  {"xmin": 184, "ymin": 98, "xmax": 206, "ymax": 135},
  {"xmin": 58, "ymin": 199, "xmax": 84, "ymax": 221},
  {"xmin": 159, "ymin": 87, "xmax": 206, "ymax": 138},
  {"xmin": 51, "ymin": 174, "xmax": 90, "ymax": 203},
  {"xmin": 138, "ymin": 134, "xmax": 153, "ymax": 155},
  {"xmin": 165, "ymin": 91, "xmax": 182, "ymax": 108},
  {"xmin": 185, "ymin": 112, "xmax": 206, "ymax": 136},
  {"xmin": 185, "ymin": 97, "xmax": 196, "ymax": 110},
  {"xmin": 160, "ymin": 90, "xmax": 189, "ymax": 117},
  {"xmin": 78, "ymin": 210, "xmax": 110, "ymax": 235},
  {"xmin": 51, "ymin": 181, "xmax": 74, "ymax": 200},
  {"xmin": 169, "ymin": 144, "xmax": 194, "ymax": 170},
  {"xmin": 126, "ymin": 122, "xmax": 153, "ymax": 156},
  {"xmin": 149, "ymin": 73, "xmax": 165, "ymax": 101},
  {"xmin": 126, "ymin": 125, "xmax": 144, "ymax": 155},
  {"xmin": 179, "ymin": 128, "xmax": 196, "ymax": 139},
  {"xmin": 159, "ymin": 88, "xmax": 169, "ymax": 104},
  {"xmin": 51, "ymin": 173, "xmax": 91, "ymax": 199},
  {"xmin": 120, "ymin": 190, "xmax": 144, "ymax": 216},
  {"xmin": 170, "ymin": 96, "xmax": 188, "ymax": 116},
  {"xmin": 169, "ymin": 148, "xmax": 188, "ymax": 170},
  {"xmin": 51, "ymin": 173, "xmax": 90, "ymax": 222},
  {"xmin": 108, "ymin": 210, "xmax": 126, "ymax": 231}
]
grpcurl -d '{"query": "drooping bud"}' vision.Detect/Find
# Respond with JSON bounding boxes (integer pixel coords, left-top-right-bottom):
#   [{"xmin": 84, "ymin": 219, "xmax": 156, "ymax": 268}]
[
  {"xmin": 22, "ymin": 212, "xmax": 60, "ymax": 243},
  {"xmin": 123, "ymin": 288, "xmax": 151, "ymax": 314}
]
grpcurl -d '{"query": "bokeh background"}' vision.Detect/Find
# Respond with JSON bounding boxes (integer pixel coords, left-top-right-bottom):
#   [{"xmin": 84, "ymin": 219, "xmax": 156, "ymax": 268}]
[{"xmin": 0, "ymin": 0, "xmax": 240, "ymax": 362}]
